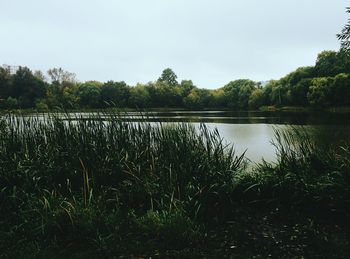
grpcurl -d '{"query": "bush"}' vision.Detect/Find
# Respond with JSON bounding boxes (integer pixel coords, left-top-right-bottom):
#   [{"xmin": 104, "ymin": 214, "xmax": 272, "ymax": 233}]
[
  {"xmin": 35, "ymin": 100, "xmax": 49, "ymax": 111},
  {"xmin": 5, "ymin": 97, "xmax": 18, "ymax": 109}
]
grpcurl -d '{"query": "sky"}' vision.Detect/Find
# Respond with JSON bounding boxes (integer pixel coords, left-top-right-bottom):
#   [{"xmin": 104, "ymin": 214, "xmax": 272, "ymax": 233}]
[{"xmin": 0, "ymin": 0, "xmax": 348, "ymax": 88}]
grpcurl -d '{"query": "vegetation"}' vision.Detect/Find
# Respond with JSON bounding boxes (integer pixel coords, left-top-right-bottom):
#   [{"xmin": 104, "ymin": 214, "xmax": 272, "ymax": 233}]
[
  {"xmin": 338, "ymin": 7, "xmax": 350, "ymax": 51},
  {"xmin": 1, "ymin": 112, "xmax": 350, "ymax": 257},
  {"xmin": 1, "ymin": 48, "xmax": 350, "ymax": 111},
  {"xmin": 1, "ymin": 7, "xmax": 349, "ymax": 258}
]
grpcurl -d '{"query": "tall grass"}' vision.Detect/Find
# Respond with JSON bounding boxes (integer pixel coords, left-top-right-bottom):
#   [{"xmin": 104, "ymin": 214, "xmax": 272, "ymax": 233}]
[
  {"xmin": 0, "ymin": 112, "xmax": 247, "ymax": 256},
  {"xmin": 1, "ymin": 112, "xmax": 349, "ymax": 257},
  {"xmin": 239, "ymin": 126, "xmax": 350, "ymax": 214},
  {"xmin": 0, "ymin": 112, "xmax": 245, "ymax": 211}
]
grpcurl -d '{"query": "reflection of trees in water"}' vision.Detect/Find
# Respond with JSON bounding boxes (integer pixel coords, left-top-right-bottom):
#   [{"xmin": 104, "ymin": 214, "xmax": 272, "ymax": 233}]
[
  {"xmin": 310, "ymin": 125, "xmax": 350, "ymax": 148},
  {"xmin": 277, "ymin": 125, "xmax": 350, "ymax": 155}
]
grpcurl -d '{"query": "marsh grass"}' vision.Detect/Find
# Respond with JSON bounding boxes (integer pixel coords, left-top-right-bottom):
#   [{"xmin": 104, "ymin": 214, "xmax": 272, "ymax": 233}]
[
  {"xmin": 0, "ymin": 111, "xmax": 246, "ymax": 256},
  {"xmin": 0, "ymin": 111, "xmax": 350, "ymax": 257},
  {"xmin": 238, "ymin": 126, "xmax": 350, "ymax": 216}
]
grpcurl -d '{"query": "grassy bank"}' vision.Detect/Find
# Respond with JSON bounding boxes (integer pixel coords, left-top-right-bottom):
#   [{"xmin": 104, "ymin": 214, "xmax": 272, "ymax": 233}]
[{"xmin": 0, "ymin": 112, "xmax": 350, "ymax": 258}]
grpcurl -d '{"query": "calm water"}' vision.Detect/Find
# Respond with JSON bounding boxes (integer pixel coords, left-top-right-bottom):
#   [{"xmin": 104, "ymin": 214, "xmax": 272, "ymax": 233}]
[{"xmin": 21, "ymin": 110, "xmax": 350, "ymax": 164}]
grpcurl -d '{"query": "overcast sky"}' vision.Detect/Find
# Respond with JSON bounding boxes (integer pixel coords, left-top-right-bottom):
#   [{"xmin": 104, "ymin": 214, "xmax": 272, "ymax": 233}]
[{"xmin": 0, "ymin": 0, "xmax": 348, "ymax": 88}]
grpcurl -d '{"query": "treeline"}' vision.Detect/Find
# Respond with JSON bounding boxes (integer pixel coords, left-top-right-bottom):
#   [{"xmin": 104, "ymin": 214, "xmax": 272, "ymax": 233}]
[{"xmin": 1, "ymin": 50, "xmax": 350, "ymax": 110}]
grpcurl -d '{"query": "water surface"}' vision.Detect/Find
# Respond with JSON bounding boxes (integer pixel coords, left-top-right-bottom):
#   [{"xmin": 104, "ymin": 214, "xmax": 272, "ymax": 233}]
[{"xmin": 19, "ymin": 110, "xmax": 350, "ymax": 164}]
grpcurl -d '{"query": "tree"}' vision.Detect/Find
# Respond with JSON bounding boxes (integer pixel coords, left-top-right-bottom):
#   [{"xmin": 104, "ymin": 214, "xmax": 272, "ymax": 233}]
[
  {"xmin": 47, "ymin": 67, "xmax": 76, "ymax": 84},
  {"xmin": 249, "ymin": 88, "xmax": 265, "ymax": 109},
  {"xmin": 196, "ymin": 88, "xmax": 212, "ymax": 108},
  {"xmin": 34, "ymin": 70, "xmax": 46, "ymax": 81},
  {"xmin": 285, "ymin": 66, "xmax": 314, "ymax": 86},
  {"xmin": 77, "ymin": 81, "xmax": 102, "ymax": 108},
  {"xmin": 337, "ymin": 7, "xmax": 350, "ymax": 51},
  {"xmin": 184, "ymin": 88, "xmax": 201, "ymax": 109},
  {"xmin": 307, "ymin": 77, "xmax": 334, "ymax": 107},
  {"xmin": 61, "ymin": 83, "xmax": 79, "ymax": 108},
  {"xmin": 0, "ymin": 66, "xmax": 12, "ymax": 100},
  {"xmin": 147, "ymin": 81, "xmax": 182, "ymax": 107},
  {"xmin": 210, "ymin": 89, "xmax": 226, "ymax": 108},
  {"xmin": 46, "ymin": 70, "xmax": 78, "ymax": 109},
  {"xmin": 158, "ymin": 68, "xmax": 178, "ymax": 86},
  {"xmin": 4, "ymin": 97, "xmax": 18, "ymax": 109},
  {"xmin": 11, "ymin": 67, "xmax": 47, "ymax": 108},
  {"xmin": 332, "ymin": 73, "xmax": 350, "ymax": 106},
  {"xmin": 183, "ymin": 88, "xmax": 212, "ymax": 109},
  {"xmin": 180, "ymin": 80, "xmax": 195, "ymax": 97},
  {"xmin": 101, "ymin": 81, "xmax": 130, "ymax": 107},
  {"xmin": 265, "ymin": 80, "xmax": 284, "ymax": 106},
  {"xmin": 223, "ymin": 79, "xmax": 256, "ymax": 109},
  {"xmin": 289, "ymin": 79, "xmax": 311, "ymax": 106},
  {"xmin": 129, "ymin": 84, "xmax": 151, "ymax": 108},
  {"xmin": 314, "ymin": 51, "xmax": 350, "ymax": 77}
]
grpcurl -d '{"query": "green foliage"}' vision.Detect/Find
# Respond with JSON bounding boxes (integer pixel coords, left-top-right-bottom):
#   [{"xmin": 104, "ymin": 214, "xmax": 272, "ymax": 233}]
[
  {"xmin": 249, "ymin": 88, "xmax": 265, "ymax": 109},
  {"xmin": 4, "ymin": 97, "xmax": 18, "ymax": 109},
  {"xmin": 77, "ymin": 81, "xmax": 102, "ymax": 108},
  {"xmin": 209, "ymin": 89, "xmax": 226, "ymax": 108},
  {"xmin": 307, "ymin": 77, "xmax": 334, "ymax": 107},
  {"xmin": 158, "ymin": 68, "xmax": 178, "ymax": 86},
  {"xmin": 1, "ymin": 50, "xmax": 350, "ymax": 110},
  {"xmin": 101, "ymin": 81, "xmax": 130, "ymax": 107},
  {"xmin": 148, "ymin": 81, "xmax": 183, "ymax": 107},
  {"xmin": 332, "ymin": 73, "xmax": 350, "ymax": 106},
  {"xmin": 183, "ymin": 88, "xmax": 212, "ymax": 109},
  {"xmin": 129, "ymin": 84, "xmax": 151, "ymax": 107},
  {"xmin": 136, "ymin": 209, "xmax": 201, "ymax": 247},
  {"xmin": 247, "ymin": 127, "xmax": 350, "ymax": 213},
  {"xmin": 62, "ymin": 82, "xmax": 79, "ymax": 109},
  {"xmin": 0, "ymin": 66, "xmax": 12, "ymax": 100},
  {"xmin": 255, "ymin": 51, "xmax": 350, "ymax": 109},
  {"xmin": 223, "ymin": 79, "xmax": 256, "ymax": 109},
  {"xmin": 35, "ymin": 100, "xmax": 49, "ymax": 111},
  {"xmin": 47, "ymin": 67, "xmax": 76, "ymax": 84},
  {"xmin": 337, "ymin": 7, "xmax": 350, "ymax": 52},
  {"xmin": 315, "ymin": 51, "xmax": 350, "ymax": 77},
  {"xmin": 184, "ymin": 88, "xmax": 201, "ymax": 109},
  {"xmin": 1, "ymin": 114, "xmax": 350, "ymax": 257},
  {"xmin": 180, "ymin": 80, "xmax": 195, "ymax": 97},
  {"xmin": 286, "ymin": 66, "xmax": 314, "ymax": 86},
  {"xmin": 289, "ymin": 79, "xmax": 311, "ymax": 106},
  {"xmin": 10, "ymin": 67, "xmax": 47, "ymax": 108}
]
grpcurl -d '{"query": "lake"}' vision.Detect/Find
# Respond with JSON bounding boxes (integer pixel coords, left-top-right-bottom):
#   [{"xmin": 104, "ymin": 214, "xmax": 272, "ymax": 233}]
[
  {"xmin": 120, "ymin": 110, "xmax": 350, "ymax": 164},
  {"xmin": 19, "ymin": 110, "xmax": 350, "ymax": 164}
]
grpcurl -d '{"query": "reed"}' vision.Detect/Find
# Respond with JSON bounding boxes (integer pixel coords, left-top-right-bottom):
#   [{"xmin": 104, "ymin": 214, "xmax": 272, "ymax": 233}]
[{"xmin": 0, "ymin": 112, "xmax": 349, "ymax": 257}]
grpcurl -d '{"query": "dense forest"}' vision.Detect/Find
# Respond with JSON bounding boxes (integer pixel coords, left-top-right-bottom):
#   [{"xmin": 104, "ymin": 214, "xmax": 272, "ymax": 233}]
[{"xmin": 1, "ymin": 49, "xmax": 350, "ymax": 110}]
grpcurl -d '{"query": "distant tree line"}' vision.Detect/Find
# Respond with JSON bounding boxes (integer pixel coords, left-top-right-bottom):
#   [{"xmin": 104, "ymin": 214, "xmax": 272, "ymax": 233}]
[
  {"xmin": 249, "ymin": 50, "xmax": 350, "ymax": 109},
  {"xmin": 1, "ymin": 50, "xmax": 350, "ymax": 110}
]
